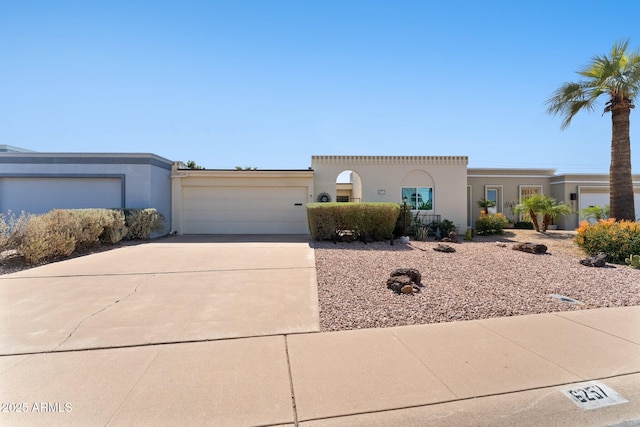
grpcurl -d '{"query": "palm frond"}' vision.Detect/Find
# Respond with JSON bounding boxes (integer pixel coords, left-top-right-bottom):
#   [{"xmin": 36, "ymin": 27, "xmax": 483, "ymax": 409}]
[
  {"xmin": 545, "ymin": 81, "xmax": 599, "ymax": 129},
  {"xmin": 550, "ymin": 39, "xmax": 640, "ymax": 128}
]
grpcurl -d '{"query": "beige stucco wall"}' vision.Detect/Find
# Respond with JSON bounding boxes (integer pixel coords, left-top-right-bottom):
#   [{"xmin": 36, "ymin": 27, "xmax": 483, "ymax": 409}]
[{"xmin": 312, "ymin": 155, "xmax": 469, "ymax": 230}]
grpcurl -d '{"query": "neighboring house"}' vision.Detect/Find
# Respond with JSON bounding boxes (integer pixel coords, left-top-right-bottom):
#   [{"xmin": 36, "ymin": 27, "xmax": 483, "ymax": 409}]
[
  {"xmin": 2, "ymin": 147, "xmax": 639, "ymax": 235},
  {"xmin": 468, "ymin": 169, "xmax": 640, "ymax": 230},
  {"xmin": 0, "ymin": 151, "xmax": 173, "ymax": 229}
]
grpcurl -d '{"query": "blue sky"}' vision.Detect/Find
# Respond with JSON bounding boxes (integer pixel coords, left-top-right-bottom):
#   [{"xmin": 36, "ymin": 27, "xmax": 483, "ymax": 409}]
[{"xmin": 2, "ymin": 1, "xmax": 640, "ymax": 173}]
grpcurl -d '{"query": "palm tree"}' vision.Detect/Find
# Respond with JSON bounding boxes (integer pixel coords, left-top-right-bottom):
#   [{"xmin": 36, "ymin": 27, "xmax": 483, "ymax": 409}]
[
  {"xmin": 476, "ymin": 198, "xmax": 496, "ymax": 212},
  {"xmin": 514, "ymin": 195, "xmax": 573, "ymax": 232},
  {"xmin": 546, "ymin": 39, "xmax": 639, "ymax": 221},
  {"xmin": 541, "ymin": 199, "xmax": 573, "ymax": 231},
  {"xmin": 513, "ymin": 194, "xmax": 547, "ymax": 232}
]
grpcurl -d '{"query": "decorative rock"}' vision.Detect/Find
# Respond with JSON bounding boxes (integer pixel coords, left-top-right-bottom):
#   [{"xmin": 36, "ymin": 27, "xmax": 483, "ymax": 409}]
[
  {"xmin": 401, "ymin": 285, "xmax": 414, "ymax": 294},
  {"xmin": 512, "ymin": 242, "xmax": 547, "ymax": 254},
  {"xmin": 391, "ymin": 268, "xmax": 422, "ymax": 284},
  {"xmin": 580, "ymin": 253, "xmax": 607, "ymax": 267},
  {"xmin": 496, "ymin": 242, "xmax": 507, "ymax": 247},
  {"xmin": 400, "ymin": 236, "xmax": 410, "ymax": 244},
  {"xmin": 434, "ymin": 244, "xmax": 456, "ymax": 253},
  {"xmin": 387, "ymin": 268, "xmax": 422, "ymax": 294}
]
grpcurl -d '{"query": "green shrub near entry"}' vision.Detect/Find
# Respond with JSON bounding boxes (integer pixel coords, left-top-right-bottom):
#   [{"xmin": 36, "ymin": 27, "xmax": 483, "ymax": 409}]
[
  {"xmin": 475, "ymin": 212, "xmax": 509, "ymax": 235},
  {"xmin": 307, "ymin": 202, "xmax": 400, "ymax": 241},
  {"xmin": 513, "ymin": 221, "xmax": 535, "ymax": 230},
  {"xmin": 575, "ymin": 219, "xmax": 640, "ymax": 264}
]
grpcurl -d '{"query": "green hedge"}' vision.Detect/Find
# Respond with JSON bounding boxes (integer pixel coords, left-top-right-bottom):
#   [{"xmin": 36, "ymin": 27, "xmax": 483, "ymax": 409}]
[{"xmin": 307, "ymin": 202, "xmax": 400, "ymax": 241}]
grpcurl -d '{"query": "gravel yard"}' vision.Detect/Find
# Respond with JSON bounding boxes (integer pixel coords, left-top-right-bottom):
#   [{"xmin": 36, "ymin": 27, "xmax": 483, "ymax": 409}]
[{"xmin": 314, "ymin": 230, "xmax": 640, "ymax": 331}]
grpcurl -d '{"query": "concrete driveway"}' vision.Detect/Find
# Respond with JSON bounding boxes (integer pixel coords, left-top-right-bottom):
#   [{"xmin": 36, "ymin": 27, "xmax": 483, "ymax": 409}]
[{"xmin": 0, "ymin": 235, "xmax": 319, "ymax": 354}]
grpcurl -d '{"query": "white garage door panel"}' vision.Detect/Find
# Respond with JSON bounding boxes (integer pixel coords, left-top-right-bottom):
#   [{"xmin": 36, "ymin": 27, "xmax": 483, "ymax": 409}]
[
  {"xmin": 579, "ymin": 190, "xmax": 640, "ymax": 218},
  {"xmin": 0, "ymin": 177, "xmax": 122, "ymax": 214},
  {"xmin": 182, "ymin": 186, "xmax": 308, "ymax": 234},
  {"xmin": 578, "ymin": 192, "xmax": 610, "ymax": 211}
]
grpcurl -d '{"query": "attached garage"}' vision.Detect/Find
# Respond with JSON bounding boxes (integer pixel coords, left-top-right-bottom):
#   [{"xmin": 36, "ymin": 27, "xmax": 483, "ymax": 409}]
[
  {"xmin": 172, "ymin": 169, "xmax": 314, "ymax": 235},
  {"xmin": 578, "ymin": 186, "xmax": 640, "ymax": 218},
  {"xmin": 0, "ymin": 176, "xmax": 123, "ymax": 214},
  {"xmin": 578, "ymin": 188, "xmax": 610, "ymax": 212}
]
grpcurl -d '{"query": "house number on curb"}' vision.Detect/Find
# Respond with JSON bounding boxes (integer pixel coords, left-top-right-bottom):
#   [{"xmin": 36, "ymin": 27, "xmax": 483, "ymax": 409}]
[{"xmin": 561, "ymin": 381, "xmax": 628, "ymax": 410}]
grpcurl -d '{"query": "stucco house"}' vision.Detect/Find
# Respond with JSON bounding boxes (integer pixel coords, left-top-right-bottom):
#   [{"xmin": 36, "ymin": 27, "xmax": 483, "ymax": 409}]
[{"xmin": 2, "ymin": 147, "xmax": 639, "ymax": 235}]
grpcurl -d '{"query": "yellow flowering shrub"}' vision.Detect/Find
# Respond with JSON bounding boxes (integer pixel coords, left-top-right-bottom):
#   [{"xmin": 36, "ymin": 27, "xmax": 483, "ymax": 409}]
[{"xmin": 575, "ymin": 219, "xmax": 640, "ymax": 263}]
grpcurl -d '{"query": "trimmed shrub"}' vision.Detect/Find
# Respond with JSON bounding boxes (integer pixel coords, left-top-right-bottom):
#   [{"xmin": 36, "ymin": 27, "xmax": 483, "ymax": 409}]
[
  {"xmin": 475, "ymin": 212, "xmax": 509, "ymax": 235},
  {"xmin": 0, "ymin": 211, "xmax": 30, "ymax": 253},
  {"xmin": 9, "ymin": 208, "xmax": 164, "ymax": 264},
  {"xmin": 0, "ymin": 212, "xmax": 11, "ymax": 252},
  {"xmin": 428, "ymin": 219, "xmax": 457, "ymax": 237},
  {"xmin": 99, "ymin": 210, "xmax": 128, "ymax": 244},
  {"xmin": 513, "ymin": 221, "xmax": 534, "ymax": 230},
  {"xmin": 575, "ymin": 219, "xmax": 640, "ymax": 264},
  {"xmin": 123, "ymin": 208, "xmax": 166, "ymax": 240},
  {"xmin": 15, "ymin": 212, "xmax": 76, "ymax": 264},
  {"xmin": 307, "ymin": 202, "xmax": 400, "ymax": 241},
  {"xmin": 72, "ymin": 209, "xmax": 113, "ymax": 249}
]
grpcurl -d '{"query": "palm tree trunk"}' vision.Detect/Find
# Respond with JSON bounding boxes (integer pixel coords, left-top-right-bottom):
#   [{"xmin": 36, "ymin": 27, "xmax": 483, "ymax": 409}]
[
  {"xmin": 610, "ymin": 103, "xmax": 636, "ymax": 221},
  {"xmin": 529, "ymin": 209, "xmax": 540, "ymax": 232},
  {"xmin": 542, "ymin": 214, "xmax": 551, "ymax": 232}
]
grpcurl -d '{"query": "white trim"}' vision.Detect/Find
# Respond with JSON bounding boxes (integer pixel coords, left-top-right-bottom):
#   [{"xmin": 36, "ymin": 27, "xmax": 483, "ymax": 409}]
[
  {"xmin": 484, "ymin": 184, "xmax": 503, "ymax": 214},
  {"xmin": 468, "ymin": 174, "xmax": 555, "ymax": 179}
]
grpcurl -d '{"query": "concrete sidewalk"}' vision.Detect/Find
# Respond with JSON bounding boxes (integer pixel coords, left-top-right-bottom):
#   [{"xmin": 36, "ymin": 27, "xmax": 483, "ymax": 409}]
[
  {"xmin": 1, "ymin": 307, "xmax": 639, "ymax": 426},
  {"xmin": 1, "ymin": 236, "xmax": 639, "ymax": 426}
]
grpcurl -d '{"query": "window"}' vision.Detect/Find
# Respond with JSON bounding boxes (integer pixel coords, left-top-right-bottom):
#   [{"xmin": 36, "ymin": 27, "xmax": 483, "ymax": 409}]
[
  {"xmin": 486, "ymin": 189, "xmax": 498, "ymax": 214},
  {"xmin": 402, "ymin": 187, "xmax": 433, "ymax": 211}
]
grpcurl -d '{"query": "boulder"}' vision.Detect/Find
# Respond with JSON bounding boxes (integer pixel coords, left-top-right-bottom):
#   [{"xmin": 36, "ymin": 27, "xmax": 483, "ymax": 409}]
[
  {"xmin": 512, "ymin": 242, "xmax": 547, "ymax": 254},
  {"xmin": 387, "ymin": 268, "xmax": 422, "ymax": 294},
  {"xmin": 580, "ymin": 253, "xmax": 607, "ymax": 267},
  {"xmin": 390, "ymin": 268, "xmax": 422, "ymax": 284},
  {"xmin": 434, "ymin": 244, "xmax": 456, "ymax": 253},
  {"xmin": 401, "ymin": 285, "xmax": 415, "ymax": 294}
]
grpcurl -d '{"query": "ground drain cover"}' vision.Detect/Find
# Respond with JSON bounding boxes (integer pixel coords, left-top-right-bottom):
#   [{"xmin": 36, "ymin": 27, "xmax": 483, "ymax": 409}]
[
  {"xmin": 561, "ymin": 381, "xmax": 628, "ymax": 410},
  {"xmin": 549, "ymin": 294, "xmax": 584, "ymax": 305}
]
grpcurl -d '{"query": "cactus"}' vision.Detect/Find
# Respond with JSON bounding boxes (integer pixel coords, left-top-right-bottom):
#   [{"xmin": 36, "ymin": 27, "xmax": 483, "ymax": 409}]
[{"xmin": 625, "ymin": 254, "xmax": 640, "ymax": 268}]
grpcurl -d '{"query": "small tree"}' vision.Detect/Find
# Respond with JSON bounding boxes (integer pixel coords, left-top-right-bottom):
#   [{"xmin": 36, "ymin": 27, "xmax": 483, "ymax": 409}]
[
  {"xmin": 580, "ymin": 205, "xmax": 610, "ymax": 222},
  {"xmin": 185, "ymin": 160, "xmax": 204, "ymax": 170},
  {"xmin": 477, "ymin": 198, "xmax": 496, "ymax": 211},
  {"xmin": 541, "ymin": 200, "xmax": 573, "ymax": 231},
  {"xmin": 513, "ymin": 195, "xmax": 572, "ymax": 232}
]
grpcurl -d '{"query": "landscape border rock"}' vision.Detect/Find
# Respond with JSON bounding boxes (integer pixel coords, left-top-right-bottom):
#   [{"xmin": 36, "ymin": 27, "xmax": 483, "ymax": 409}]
[
  {"xmin": 387, "ymin": 268, "xmax": 423, "ymax": 294},
  {"xmin": 580, "ymin": 253, "xmax": 607, "ymax": 267},
  {"xmin": 512, "ymin": 242, "xmax": 547, "ymax": 254}
]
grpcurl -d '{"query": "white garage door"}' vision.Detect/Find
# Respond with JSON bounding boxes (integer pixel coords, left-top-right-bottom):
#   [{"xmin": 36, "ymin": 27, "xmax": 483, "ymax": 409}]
[
  {"xmin": 579, "ymin": 189, "xmax": 640, "ymax": 219},
  {"xmin": 578, "ymin": 191, "xmax": 610, "ymax": 212},
  {"xmin": 182, "ymin": 186, "xmax": 309, "ymax": 234},
  {"xmin": 0, "ymin": 177, "xmax": 122, "ymax": 214}
]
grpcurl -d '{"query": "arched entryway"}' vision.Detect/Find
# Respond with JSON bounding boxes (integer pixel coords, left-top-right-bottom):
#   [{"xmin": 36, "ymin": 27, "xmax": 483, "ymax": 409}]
[{"xmin": 336, "ymin": 170, "xmax": 362, "ymax": 202}]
